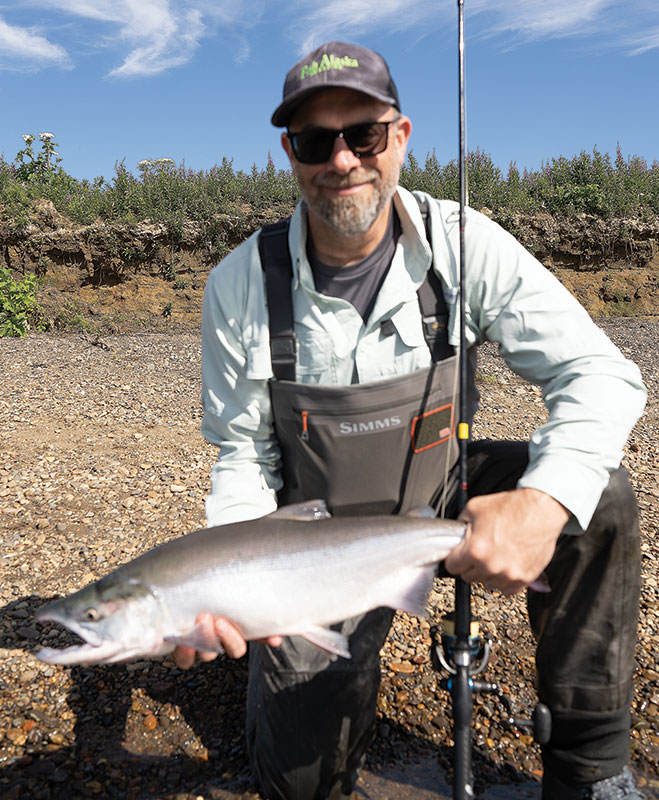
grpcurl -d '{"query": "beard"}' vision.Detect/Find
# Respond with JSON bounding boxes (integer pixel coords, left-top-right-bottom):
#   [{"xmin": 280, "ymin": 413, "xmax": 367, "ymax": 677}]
[{"xmin": 302, "ymin": 163, "xmax": 399, "ymax": 236}]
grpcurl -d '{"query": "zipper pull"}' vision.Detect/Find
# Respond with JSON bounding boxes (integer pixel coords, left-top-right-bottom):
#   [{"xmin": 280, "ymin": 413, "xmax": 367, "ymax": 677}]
[{"xmin": 301, "ymin": 410, "xmax": 309, "ymax": 441}]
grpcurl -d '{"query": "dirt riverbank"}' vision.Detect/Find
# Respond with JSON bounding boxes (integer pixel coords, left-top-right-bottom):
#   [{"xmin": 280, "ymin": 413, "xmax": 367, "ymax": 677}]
[{"xmin": 2, "ymin": 202, "xmax": 658, "ymax": 333}]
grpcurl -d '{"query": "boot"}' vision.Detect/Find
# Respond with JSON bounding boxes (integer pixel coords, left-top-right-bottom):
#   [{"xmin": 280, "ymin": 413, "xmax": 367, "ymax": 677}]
[{"xmin": 543, "ymin": 766, "xmax": 645, "ymax": 799}]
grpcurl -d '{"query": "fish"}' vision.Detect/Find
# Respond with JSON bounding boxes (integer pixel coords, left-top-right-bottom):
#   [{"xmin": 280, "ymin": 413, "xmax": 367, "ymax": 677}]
[{"xmin": 35, "ymin": 499, "xmax": 465, "ymax": 666}]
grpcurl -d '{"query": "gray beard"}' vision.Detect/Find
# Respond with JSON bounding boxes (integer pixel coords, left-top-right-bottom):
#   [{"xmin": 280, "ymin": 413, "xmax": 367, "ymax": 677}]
[{"xmin": 307, "ymin": 165, "xmax": 399, "ymax": 236}]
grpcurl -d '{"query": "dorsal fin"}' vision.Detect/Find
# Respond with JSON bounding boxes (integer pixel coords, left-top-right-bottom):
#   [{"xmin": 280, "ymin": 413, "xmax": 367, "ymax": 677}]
[
  {"xmin": 270, "ymin": 500, "xmax": 332, "ymax": 521},
  {"xmin": 405, "ymin": 505, "xmax": 437, "ymax": 519}
]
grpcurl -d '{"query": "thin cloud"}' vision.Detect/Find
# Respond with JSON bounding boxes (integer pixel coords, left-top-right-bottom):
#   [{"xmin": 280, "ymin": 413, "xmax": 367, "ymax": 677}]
[
  {"xmin": 293, "ymin": 0, "xmax": 437, "ymax": 51},
  {"xmin": 108, "ymin": 6, "xmax": 206, "ymax": 78},
  {"xmin": 628, "ymin": 26, "xmax": 659, "ymax": 55},
  {"xmin": 473, "ymin": 0, "xmax": 614, "ymax": 39},
  {"xmin": 0, "ymin": 15, "xmax": 70, "ymax": 70},
  {"xmin": 30, "ymin": 0, "xmax": 206, "ymax": 77},
  {"xmin": 14, "ymin": 1, "xmax": 262, "ymax": 77},
  {"xmin": 7, "ymin": 0, "xmax": 657, "ymax": 78},
  {"xmin": 289, "ymin": 0, "xmax": 657, "ymax": 55}
]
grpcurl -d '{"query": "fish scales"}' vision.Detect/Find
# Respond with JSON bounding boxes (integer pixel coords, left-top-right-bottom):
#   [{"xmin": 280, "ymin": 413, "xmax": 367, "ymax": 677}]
[{"xmin": 35, "ymin": 500, "xmax": 465, "ymax": 665}]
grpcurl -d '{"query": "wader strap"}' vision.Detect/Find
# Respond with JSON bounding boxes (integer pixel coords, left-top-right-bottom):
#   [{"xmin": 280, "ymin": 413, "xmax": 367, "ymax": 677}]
[
  {"xmin": 417, "ymin": 206, "xmax": 455, "ymax": 361},
  {"xmin": 258, "ymin": 203, "xmax": 453, "ymax": 380},
  {"xmin": 258, "ymin": 220, "xmax": 296, "ymax": 382}
]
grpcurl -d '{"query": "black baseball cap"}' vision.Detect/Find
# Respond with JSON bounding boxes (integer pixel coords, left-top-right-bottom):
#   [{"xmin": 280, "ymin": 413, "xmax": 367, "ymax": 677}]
[{"xmin": 271, "ymin": 41, "xmax": 400, "ymax": 127}]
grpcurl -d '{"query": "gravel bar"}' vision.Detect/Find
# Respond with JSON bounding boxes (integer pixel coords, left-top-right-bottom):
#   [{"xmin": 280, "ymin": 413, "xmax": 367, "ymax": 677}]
[{"xmin": 0, "ymin": 318, "xmax": 657, "ymax": 799}]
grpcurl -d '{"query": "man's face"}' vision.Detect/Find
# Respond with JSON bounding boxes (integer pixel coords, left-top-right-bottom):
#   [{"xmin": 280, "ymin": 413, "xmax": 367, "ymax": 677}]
[{"xmin": 281, "ymin": 88, "xmax": 411, "ymax": 236}]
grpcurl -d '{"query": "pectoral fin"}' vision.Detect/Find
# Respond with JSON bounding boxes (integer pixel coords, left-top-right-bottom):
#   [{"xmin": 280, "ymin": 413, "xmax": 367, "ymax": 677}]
[
  {"xmin": 298, "ymin": 625, "xmax": 351, "ymax": 659},
  {"xmin": 528, "ymin": 573, "xmax": 552, "ymax": 593},
  {"xmin": 390, "ymin": 565, "xmax": 436, "ymax": 617}
]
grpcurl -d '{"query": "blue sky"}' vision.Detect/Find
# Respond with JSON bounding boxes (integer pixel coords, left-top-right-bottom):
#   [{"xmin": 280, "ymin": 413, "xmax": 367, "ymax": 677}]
[{"xmin": 0, "ymin": 1, "xmax": 657, "ymax": 182}]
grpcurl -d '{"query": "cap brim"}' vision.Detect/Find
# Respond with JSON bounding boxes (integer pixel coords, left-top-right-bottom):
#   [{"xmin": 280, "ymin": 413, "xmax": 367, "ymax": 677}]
[{"xmin": 271, "ymin": 84, "xmax": 398, "ymax": 127}]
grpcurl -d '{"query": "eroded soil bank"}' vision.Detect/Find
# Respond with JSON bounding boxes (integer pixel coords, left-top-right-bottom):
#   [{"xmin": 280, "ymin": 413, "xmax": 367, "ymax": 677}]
[{"xmin": 1, "ymin": 201, "xmax": 657, "ymax": 333}]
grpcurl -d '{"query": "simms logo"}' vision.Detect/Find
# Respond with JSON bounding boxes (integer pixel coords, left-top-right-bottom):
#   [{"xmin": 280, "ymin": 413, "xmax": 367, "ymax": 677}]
[
  {"xmin": 338, "ymin": 415, "xmax": 402, "ymax": 436},
  {"xmin": 300, "ymin": 54, "xmax": 359, "ymax": 80}
]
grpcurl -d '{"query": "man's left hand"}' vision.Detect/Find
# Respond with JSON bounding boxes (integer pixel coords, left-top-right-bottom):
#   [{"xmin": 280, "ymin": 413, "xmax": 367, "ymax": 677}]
[
  {"xmin": 173, "ymin": 613, "xmax": 283, "ymax": 670},
  {"xmin": 443, "ymin": 488, "xmax": 570, "ymax": 596}
]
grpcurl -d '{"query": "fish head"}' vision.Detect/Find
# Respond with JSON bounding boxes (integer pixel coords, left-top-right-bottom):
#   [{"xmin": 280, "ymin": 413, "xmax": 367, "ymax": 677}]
[{"xmin": 35, "ymin": 573, "xmax": 169, "ymax": 665}]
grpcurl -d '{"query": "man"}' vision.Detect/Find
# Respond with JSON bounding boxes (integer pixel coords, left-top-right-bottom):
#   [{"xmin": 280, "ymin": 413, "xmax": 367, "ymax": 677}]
[{"xmin": 177, "ymin": 42, "xmax": 647, "ymax": 800}]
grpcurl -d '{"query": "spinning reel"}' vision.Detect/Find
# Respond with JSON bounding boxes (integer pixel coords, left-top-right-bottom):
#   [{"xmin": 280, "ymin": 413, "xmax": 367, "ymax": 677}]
[{"xmin": 431, "ymin": 614, "xmax": 552, "ymax": 747}]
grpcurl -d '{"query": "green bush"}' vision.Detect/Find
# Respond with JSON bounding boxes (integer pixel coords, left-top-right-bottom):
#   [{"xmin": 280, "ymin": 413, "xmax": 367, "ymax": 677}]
[
  {"xmin": 400, "ymin": 144, "xmax": 659, "ymax": 218},
  {"xmin": 0, "ymin": 266, "xmax": 44, "ymax": 337},
  {"xmin": 1, "ymin": 134, "xmax": 657, "ymax": 248}
]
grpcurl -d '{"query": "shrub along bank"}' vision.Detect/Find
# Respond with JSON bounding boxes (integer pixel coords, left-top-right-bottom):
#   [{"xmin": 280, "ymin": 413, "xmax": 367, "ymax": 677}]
[{"xmin": 1, "ymin": 137, "xmax": 658, "ymax": 335}]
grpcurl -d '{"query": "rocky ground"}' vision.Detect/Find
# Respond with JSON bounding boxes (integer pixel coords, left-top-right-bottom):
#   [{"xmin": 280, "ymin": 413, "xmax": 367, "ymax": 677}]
[{"xmin": 0, "ymin": 318, "xmax": 657, "ymax": 799}]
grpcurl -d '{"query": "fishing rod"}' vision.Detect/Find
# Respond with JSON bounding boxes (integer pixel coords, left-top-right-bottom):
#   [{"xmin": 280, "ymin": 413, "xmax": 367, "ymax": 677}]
[
  {"xmin": 430, "ymin": 3, "xmax": 551, "ymax": 798},
  {"xmin": 449, "ymin": 0, "xmax": 474, "ymax": 793}
]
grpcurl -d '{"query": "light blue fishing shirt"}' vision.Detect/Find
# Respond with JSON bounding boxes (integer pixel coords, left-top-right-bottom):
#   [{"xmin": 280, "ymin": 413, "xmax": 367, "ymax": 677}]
[{"xmin": 201, "ymin": 187, "xmax": 646, "ymax": 530}]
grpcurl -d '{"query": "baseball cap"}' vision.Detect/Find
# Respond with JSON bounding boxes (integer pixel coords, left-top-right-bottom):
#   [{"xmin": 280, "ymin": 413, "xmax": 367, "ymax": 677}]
[{"xmin": 271, "ymin": 41, "xmax": 400, "ymax": 127}]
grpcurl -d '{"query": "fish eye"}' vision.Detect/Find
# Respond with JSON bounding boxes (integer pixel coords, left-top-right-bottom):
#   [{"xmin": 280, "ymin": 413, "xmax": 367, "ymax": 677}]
[{"xmin": 83, "ymin": 607, "xmax": 100, "ymax": 622}]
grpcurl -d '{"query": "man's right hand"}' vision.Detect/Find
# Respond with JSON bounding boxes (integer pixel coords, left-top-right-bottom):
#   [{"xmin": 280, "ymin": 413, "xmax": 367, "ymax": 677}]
[{"xmin": 173, "ymin": 612, "xmax": 283, "ymax": 669}]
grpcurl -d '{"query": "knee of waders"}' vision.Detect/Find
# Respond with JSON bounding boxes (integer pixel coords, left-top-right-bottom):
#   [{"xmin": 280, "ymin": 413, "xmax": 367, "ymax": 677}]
[
  {"xmin": 245, "ymin": 656, "xmax": 382, "ymax": 800},
  {"xmin": 540, "ymin": 706, "xmax": 631, "ymax": 788}
]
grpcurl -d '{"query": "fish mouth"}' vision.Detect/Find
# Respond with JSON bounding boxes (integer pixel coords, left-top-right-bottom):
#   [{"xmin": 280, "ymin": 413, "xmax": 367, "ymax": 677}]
[
  {"xmin": 36, "ymin": 606, "xmax": 104, "ymax": 647},
  {"xmin": 35, "ymin": 606, "xmax": 120, "ymax": 665},
  {"xmin": 36, "ymin": 641, "xmax": 127, "ymax": 666},
  {"xmin": 35, "ymin": 604, "xmax": 171, "ymax": 666}
]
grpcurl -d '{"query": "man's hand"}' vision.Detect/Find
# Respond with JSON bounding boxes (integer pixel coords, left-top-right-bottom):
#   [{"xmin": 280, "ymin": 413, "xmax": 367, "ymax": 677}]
[
  {"xmin": 443, "ymin": 488, "xmax": 570, "ymax": 596},
  {"xmin": 173, "ymin": 612, "xmax": 283, "ymax": 670}
]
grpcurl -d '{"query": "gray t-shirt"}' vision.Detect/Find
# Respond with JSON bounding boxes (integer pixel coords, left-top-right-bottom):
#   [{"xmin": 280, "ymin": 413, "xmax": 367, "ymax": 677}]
[{"xmin": 307, "ymin": 207, "xmax": 402, "ymax": 322}]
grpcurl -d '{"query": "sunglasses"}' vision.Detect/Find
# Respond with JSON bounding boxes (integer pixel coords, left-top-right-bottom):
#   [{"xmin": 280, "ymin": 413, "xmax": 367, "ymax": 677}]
[{"xmin": 287, "ymin": 120, "xmax": 396, "ymax": 165}]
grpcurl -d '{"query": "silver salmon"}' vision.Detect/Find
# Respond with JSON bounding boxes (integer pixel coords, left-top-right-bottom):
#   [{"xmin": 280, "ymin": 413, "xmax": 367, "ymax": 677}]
[{"xmin": 36, "ymin": 500, "xmax": 465, "ymax": 665}]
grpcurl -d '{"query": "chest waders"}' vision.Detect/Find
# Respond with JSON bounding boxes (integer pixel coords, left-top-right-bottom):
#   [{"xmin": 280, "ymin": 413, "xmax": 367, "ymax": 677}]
[
  {"xmin": 244, "ymin": 209, "xmax": 465, "ymax": 800},
  {"xmin": 253, "ymin": 213, "xmax": 555, "ymax": 799},
  {"xmin": 258, "ymin": 210, "xmax": 459, "ymax": 517}
]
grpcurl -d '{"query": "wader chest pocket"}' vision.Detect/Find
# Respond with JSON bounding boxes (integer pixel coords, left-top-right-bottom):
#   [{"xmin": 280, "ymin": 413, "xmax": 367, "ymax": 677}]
[
  {"xmin": 270, "ymin": 361, "xmax": 460, "ymax": 515},
  {"xmin": 411, "ymin": 404, "xmax": 455, "ymax": 453}
]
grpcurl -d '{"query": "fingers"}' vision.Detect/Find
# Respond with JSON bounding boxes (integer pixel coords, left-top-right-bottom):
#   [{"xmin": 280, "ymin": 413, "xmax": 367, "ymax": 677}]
[
  {"xmin": 194, "ymin": 612, "xmax": 224, "ymax": 661},
  {"xmin": 443, "ymin": 527, "xmax": 471, "ymax": 578},
  {"xmin": 442, "ymin": 489, "xmax": 565, "ymax": 596},
  {"xmin": 446, "ymin": 546, "xmax": 528, "ymax": 594},
  {"xmin": 443, "ymin": 531, "xmax": 528, "ymax": 595},
  {"xmin": 446, "ymin": 558, "xmax": 542, "ymax": 596},
  {"xmin": 174, "ymin": 645, "xmax": 197, "ymax": 670},
  {"xmin": 213, "ymin": 617, "xmax": 248, "ymax": 660},
  {"xmin": 172, "ymin": 615, "xmax": 284, "ymax": 669}
]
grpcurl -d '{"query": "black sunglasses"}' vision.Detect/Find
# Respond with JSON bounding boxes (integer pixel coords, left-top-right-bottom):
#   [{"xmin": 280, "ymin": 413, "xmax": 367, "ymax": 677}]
[{"xmin": 287, "ymin": 120, "xmax": 396, "ymax": 165}]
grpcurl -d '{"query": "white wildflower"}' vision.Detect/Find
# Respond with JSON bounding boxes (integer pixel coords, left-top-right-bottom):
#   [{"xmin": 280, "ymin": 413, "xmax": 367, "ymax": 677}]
[
  {"xmin": 21, "ymin": 134, "xmax": 33, "ymax": 143},
  {"xmin": 154, "ymin": 158, "xmax": 175, "ymax": 166},
  {"xmin": 39, "ymin": 132, "xmax": 55, "ymax": 139},
  {"xmin": 137, "ymin": 159, "xmax": 153, "ymax": 169}
]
